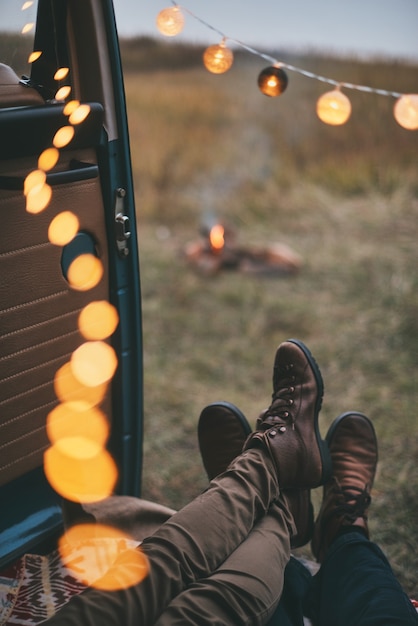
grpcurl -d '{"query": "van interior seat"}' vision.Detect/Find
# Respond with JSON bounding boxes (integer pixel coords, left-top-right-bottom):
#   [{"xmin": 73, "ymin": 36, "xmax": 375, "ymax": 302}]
[{"xmin": 0, "ymin": 63, "xmax": 44, "ymax": 109}]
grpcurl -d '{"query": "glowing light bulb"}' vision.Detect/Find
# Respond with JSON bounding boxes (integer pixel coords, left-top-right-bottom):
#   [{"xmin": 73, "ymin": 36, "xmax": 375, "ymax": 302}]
[
  {"xmin": 67, "ymin": 254, "xmax": 104, "ymax": 291},
  {"xmin": 46, "ymin": 402, "xmax": 109, "ymax": 446},
  {"xmin": 63, "ymin": 100, "xmax": 80, "ymax": 116},
  {"xmin": 53, "ymin": 125, "xmax": 75, "ymax": 148},
  {"xmin": 54, "ymin": 361, "xmax": 108, "ymax": 407},
  {"xmin": 258, "ymin": 66, "xmax": 288, "ymax": 97},
  {"xmin": 71, "ymin": 341, "xmax": 118, "ymax": 387},
  {"xmin": 28, "ymin": 51, "xmax": 42, "ymax": 63},
  {"xmin": 59, "ymin": 524, "xmax": 149, "ymax": 590},
  {"xmin": 156, "ymin": 6, "xmax": 185, "ymax": 36},
  {"xmin": 38, "ymin": 147, "xmax": 59, "ymax": 171},
  {"xmin": 21, "ymin": 22, "xmax": 34, "ymax": 34},
  {"xmin": 316, "ymin": 88, "xmax": 352, "ymax": 126},
  {"xmin": 69, "ymin": 104, "xmax": 91, "ymax": 125},
  {"xmin": 203, "ymin": 40, "xmax": 234, "ymax": 74},
  {"xmin": 48, "ymin": 211, "xmax": 79, "ymax": 245},
  {"xmin": 21, "ymin": 1, "xmax": 34, "ymax": 10},
  {"xmin": 44, "ymin": 440, "xmax": 118, "ymax": 502},
  {"xmin": 55, "ymin": 85, "xmax": 71, "ymax": 101},
  {"xmin": 25, "ymin": 183, "xmax": 52, "ymax": 214},
  {"xmin": 54, "ymin": 67, "xmax": 70, "ymax": 81},
  {"xmin": 394, "ymin": 94, "xmax": 418, "ymax": 130},
  {"xmin": 24, "ymin": 169, "xmax": 46, "ymax": 195},
  {"xmin": 78, "ymin": 301, "xmax": 119, "ymax": 340}
]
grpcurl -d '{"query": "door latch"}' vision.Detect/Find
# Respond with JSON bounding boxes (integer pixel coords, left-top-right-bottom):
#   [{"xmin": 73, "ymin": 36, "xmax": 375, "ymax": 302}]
[{"xmin": 114, "ymin": 187, "xmax": 131, "ymax": 257}]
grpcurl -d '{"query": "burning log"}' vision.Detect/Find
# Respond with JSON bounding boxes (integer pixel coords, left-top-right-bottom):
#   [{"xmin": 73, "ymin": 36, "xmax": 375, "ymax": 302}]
[{"xmin": 184, "ymin": 220, "xmax": 302, "ymax": 276}]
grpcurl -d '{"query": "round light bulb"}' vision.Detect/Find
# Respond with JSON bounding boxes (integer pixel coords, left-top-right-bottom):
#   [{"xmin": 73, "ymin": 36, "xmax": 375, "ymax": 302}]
[
  {"xmin": 53, "ymin": 125, "xmax": 75, "ymax": 148},
  {"xmin": 59, "ymin": 524, "xmax": 149, "ymax": 590},
  {"xmin": 71, "ymin": 341, "xmax": 118, "ymax": 387},
  {"xmin": 48, "ymin": 211, "xmax": 79, "ymax": 246},
  {"xmin": 316, "ymin": 89, "xmax": 352, "ymax": 126},
  {"xmin": 203, "ymin": 41, "xmax": 234, "ymax": 74},
  {"xmin": 156, "ymin": 7, "xmax": 185, "ymax": 36},
  {"xmin": 394, "ymin": 94, "xmax": 418, "ymax": 130},
  {"xmin": 258, "ymin": 66, "xmax": 288, "ymax": 97}
]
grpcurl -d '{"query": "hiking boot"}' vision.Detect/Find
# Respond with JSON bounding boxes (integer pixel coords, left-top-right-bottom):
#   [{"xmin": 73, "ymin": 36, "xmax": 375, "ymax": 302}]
[
  {"xmin": 311, "ymin": 411, "xmax": 378, "ymax": 563},
  {"xmin": 198, "ymin": 401, "xmax": 314, "ymax": 548},
  {"xmin": 198, "ymin": 402, "xmax": 251, "ymax": 481},
  {"xmin": 244, "ymin": 339, "xmax": 331, "ymax": 490}
]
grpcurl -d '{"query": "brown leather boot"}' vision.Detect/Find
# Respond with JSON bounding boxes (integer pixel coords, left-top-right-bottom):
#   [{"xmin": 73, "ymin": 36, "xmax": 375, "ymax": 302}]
[
  {"xmin": 311, "ymin": 411, "xmax": 378, "ymax": 563},
  {"xmin": 198, "ymin": 401, "xmax": 313, "ymax": 548},
  {"xmin": 198, "ymin": 402, "xmax": 251, "ymax": 481},
  {"xmin": 244, "ymin": 339, "xmax": 332, "ymax": 490}
]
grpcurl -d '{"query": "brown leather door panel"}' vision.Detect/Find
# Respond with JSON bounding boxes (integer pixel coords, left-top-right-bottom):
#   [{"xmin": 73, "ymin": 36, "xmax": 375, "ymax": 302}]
[{"xmin": 0, "ymin": 103, "xmax": 111, "ymax": 487}]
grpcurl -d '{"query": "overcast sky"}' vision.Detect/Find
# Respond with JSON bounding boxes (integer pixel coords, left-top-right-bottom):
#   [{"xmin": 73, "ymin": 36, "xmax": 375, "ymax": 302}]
[{"xmin": 113, "ymin": 0, "xmax": 418, "ymax": 62}]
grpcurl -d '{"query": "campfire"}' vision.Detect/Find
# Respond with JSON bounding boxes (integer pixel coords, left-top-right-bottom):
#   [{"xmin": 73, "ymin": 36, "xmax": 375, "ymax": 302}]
[{"xmin": 184, "ymin": 219, "xmax": 302, "ymax": 276}]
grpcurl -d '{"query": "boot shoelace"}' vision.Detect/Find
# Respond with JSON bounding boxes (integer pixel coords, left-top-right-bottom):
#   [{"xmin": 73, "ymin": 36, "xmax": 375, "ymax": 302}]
[
  {"xmin": 332, "ymin": 483, "xmax": 371, "ymax": 523},
  {"xmin": 263, "ymin": 364, "xmax": 296, "ymax": 429}
]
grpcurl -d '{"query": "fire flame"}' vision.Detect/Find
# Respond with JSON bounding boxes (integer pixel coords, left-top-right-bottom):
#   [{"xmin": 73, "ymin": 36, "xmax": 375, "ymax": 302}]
[{"xmin": 209, "ymin": 224, "xmax": 225, "ymax": 251}]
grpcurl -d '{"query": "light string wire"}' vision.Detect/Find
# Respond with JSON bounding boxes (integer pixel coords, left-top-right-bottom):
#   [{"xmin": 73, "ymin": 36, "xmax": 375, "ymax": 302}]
[{"xmin": 170, "ymin": 1, "xmax": 404, "ymax": 98}]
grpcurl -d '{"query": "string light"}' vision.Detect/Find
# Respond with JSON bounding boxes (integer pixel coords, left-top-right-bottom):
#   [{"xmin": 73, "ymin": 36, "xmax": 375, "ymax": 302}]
[
  {"xmin": 28, "ymin": 50, "xmax": 42, "ymax": 63},
  {"xmin": 203, "ymin": 39, "xmax": 234, "ymax": 74},
  {"xmin": 157, "ymin": 6, "xmax": 185, "ymax": 36},
  {"xmin": 316, "ymin": 88, "xmax": 352, "ymax": 126},
  {"xmin": 394, "ymin": 94, "xmax": 418, "ymax": 130},
  {"xmin": 258, "ymin": 66, "xmax": 288, "ymax": 97},
  {"xmin": 162, "ymin": 2, "xmax": 418, "ymax": 130},
  {"xmin": 54, "ymin": 67, "xmax": 70, "ymax": 80}
]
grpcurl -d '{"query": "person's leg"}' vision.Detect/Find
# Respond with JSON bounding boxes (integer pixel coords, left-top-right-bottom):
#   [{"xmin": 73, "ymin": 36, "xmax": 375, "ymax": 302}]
[
  {"xmin": 45, "ymin": 339, "xmax": 329, "ymax": 626},
  {"xmin": 154, "ymin": 500, "xmax": 293, "ymax": 626},
  {"xmin": 308, "ymin": 412, "xmax": 418, "ymax": 626},
  {"xmin": 308, "ymin": 529, "xmax": 418, "ymax": 626},
  {"xmin": 196, "ymin": 401, "xmax": 313, "ymax": 626},
  {"xmin": 44, "ymin": 446, "xmax": 280, "ymax": 626}
]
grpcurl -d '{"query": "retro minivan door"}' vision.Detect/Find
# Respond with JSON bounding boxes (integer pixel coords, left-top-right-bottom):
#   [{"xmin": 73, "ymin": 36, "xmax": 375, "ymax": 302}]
[{"xmin": 0, "ymin": 0, "xmax": 143, "ymax": 567}]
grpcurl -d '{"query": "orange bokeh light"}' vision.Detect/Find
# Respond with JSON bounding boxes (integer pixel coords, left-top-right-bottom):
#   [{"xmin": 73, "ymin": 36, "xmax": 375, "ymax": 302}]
[
  {"xmin": 69, "ymin": 104, "xmax": 91, "ymax": 125},
  {"xmin": 63, "ymin": 100, "xmax": 80, "ymax": 116},
  {"xmin": 54, "ymin": 67, "xmax": 70, "ymax": 81},
  {"xmin": 67, "ymin": 254, "xmax": 103, "ymax": 291},
  {"xmin": 44, "ymin": 439, "xmax": 117, "ymax": 502},
  {"xmin": 38, "ymin": 147, "xmax": 59, "ymax": 171},
  {"xmin": 21, "ymin": 22, "xmax": 34, "ymax": 34},
  {"xmin": 24, "ymin": 169, "xmax": 46, "ymax": 195},
  {"xmin": 25, "ymin": 183, "xmax": 52, "ymax": 214},
  {"xmin": 46, "ymin": 402, "xmax": 109, "ymax": 447},
  {"xmin": 53, "ymin": 125, "xmax": 75, "ymax": 148},
  {"xmin": 71, "ymin": 341, "xmax": 118, "ymax": 387},
  {"xmin": 28, "ymin": 51, "xmax": 42, "ymax": 63},
  {"xmin": 59, "ymin": 524, "xmax": 149, "ymax": 590},
  {"xmin": 78, "ymin": 301, "xmax": 119, "ymax": 340},
  {"xmin": 48, "ymin": 211, "xmax": 79, "ymax": 246},
  {"xmin": 55, "ymin": 86, "xmax": 72, "ymax": 101},
  {"xmin": 54, "ymin": 361, "xmax": 107, "ymax": 407}
]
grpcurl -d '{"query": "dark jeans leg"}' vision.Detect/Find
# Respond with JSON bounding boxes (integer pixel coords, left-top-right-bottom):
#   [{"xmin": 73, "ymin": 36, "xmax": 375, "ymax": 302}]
[
  {"xmin": 267, "ymin": 556, "xmax": 312, "ymax": 626},
  {"xmin": 305, "ymin": 531, "xmax": 418, "ymax": 626}
]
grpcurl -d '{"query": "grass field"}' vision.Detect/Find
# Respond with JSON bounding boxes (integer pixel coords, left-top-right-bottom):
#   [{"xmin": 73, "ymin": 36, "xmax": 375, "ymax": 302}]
[{"xmin": 121, "ymin": 41, "xmax": 418, "ymax": 593}]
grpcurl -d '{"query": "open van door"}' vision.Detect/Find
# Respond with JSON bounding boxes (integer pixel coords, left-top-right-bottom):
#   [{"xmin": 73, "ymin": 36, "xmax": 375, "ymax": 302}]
[{"xmin": 0, "ymin": 0, "xmax": 144, "ymax": 568}]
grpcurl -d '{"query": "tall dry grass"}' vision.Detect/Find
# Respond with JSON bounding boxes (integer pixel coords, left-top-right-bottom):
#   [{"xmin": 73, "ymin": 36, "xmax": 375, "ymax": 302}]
[{"xmin": 122, "ymin": 40, "xmax": 418, "ymax": 594}]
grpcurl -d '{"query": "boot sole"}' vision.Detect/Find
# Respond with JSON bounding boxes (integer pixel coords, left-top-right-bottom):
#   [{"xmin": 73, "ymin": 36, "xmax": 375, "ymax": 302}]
[{"xmin": 287, "ymin": 339, "xmax": 332, "ymax": 485}]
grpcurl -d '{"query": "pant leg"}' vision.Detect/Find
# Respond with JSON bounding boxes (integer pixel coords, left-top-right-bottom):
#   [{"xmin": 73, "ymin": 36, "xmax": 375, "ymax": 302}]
[
  {"xmin": 305, "ymin": 530, "xmax": 418, "ymax": 626},
  {"xmin": 154, "ymin": 499, "xmax": 293, "ymax": 626},
  {"xmin": 45, "ymin": 448, "xmax": 280, "ymax": 625}
]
